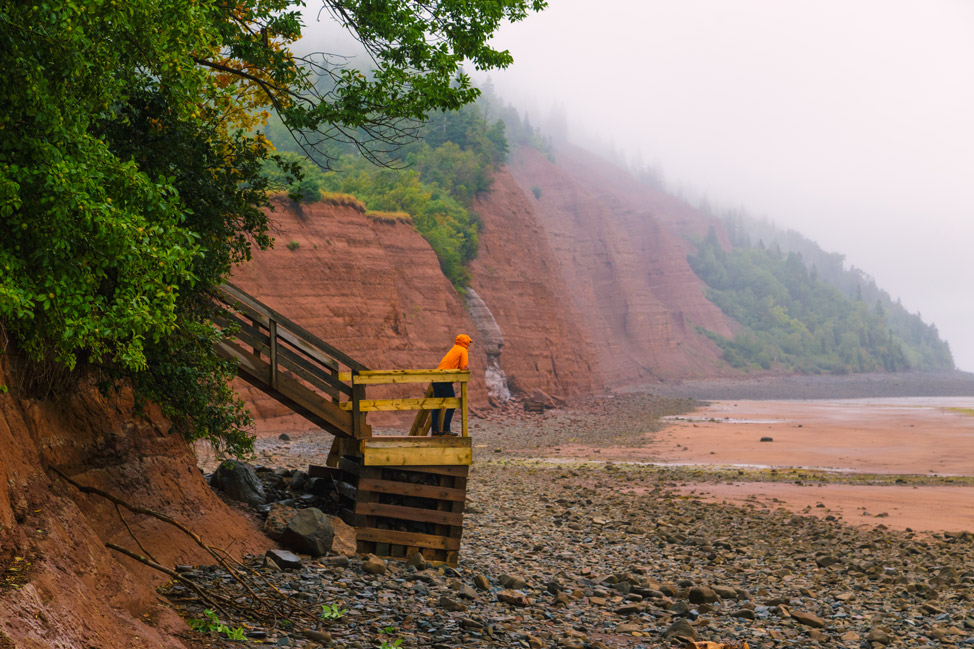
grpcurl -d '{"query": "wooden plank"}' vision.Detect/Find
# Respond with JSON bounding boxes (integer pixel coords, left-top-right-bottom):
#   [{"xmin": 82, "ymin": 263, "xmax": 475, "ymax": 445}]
[
  {"xmin": 363, "ymin": 436, "xmax": 472, "ymax": 449},
  {"xmin": 363, "ymin": 445, "xmax": 472, "ymax": 467},
  {"xmin": 351, "ymin": 383, "xmax": 366, "ymax": 438},
  {"xmin": 350, "ymin": 370, "xmax": 470, "ymax": 385},
  {"xmin": 338, "ymin": 397, "xmax": 461, "ymax": 412},
  {"xmin": 355, "ymin": 502, "xmax": 464, "ymax": 526},
  {"xmin": 355, "ymin": 528, "xmax": 460, "ymax": 551},
  {"xmin": 324, "ymin": 437, "xmax": 341, "ymax": 468},
  {"xmin": 409, "ymin": 385, "xmax": 434, "ymax": 435},
  {"xmin": 308, "ymin": 464, "xmax": 339, "ymax": 480},
  {"xmin": 382, "ymin": 464, "xmax": 469, "ymax": 477},
  {"xmin": 460, "ymin": 381, "xmax": 468, "ymax": 437},
  {"xmin": 356, "ymin": 478, "xmax": 466, "ymax": 501},
  {"xmin": 218, "ymin": 311, "xmax": 350, "ymax": 398},
  {"xmin": 269, "ymin": 319, "xmax": 278, "ymax": 390},
  {"xmin": 338, "ymin": 456, "xmax": 363, "ymax": 477}
]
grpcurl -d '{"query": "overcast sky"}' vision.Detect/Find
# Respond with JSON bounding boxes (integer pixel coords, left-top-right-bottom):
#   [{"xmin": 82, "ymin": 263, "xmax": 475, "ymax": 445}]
[{"xmin": 476, "ymin": 0, "xmax": 974, "ymax": 371}]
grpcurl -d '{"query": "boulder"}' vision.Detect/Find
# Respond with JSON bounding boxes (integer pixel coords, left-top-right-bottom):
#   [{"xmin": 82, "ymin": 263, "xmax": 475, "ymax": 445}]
[
  {"xmin": 329, "ymin": 515, "xmax": 357, "ymax": 557},
  {"xmin": 211, "ymin": 460, "xmax": 266, "ymax": 507},
  {"xmin": 265, "ymin": 548, "xmax": 302, "ymax": 570},
  {"xmin": 278, "ymin": 508, "xmax": 334, "ymax": 556},
  {"xmin": 262, "ymin": 503, "xmax": 298, "ymax": 541}
]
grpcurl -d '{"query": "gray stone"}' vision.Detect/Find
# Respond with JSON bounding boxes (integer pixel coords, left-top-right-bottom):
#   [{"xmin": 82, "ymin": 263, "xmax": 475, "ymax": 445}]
[
  {"xmin": 211, "ymin": 460, "xmax": 266, "ymax": 507},
  {"xmin": 662, "ymin": 618, "xmax": 697, "ymax": 641},
  {"xmin": 363, "ymin": 554, "xmax": 387, "ymax": 575},
  {"xmin": 262, "ymin": 503, "xmax": 298, "ymax": 541},
  {"xmin": 328, "ymin": 515, "xmax": 357, "ymax": 557},
  {"xmin": 406, "ymin": 549, "xmax": 427, "ymax": 569},
  {"xmin": 792, "ymin": 610, "xmax": 827, "ymax": 628},
  {"xmin": 439, "ymin": 595, "xmax": 467, "ymax": 612},
  {"xmin": 497, "ymin": 589, "xmax": 530, "ymax": 607},
  {"xmin": 732, "ymin": 608, "xmax": 757, "ymax": 620},
  {"xmin": 688, "ymin": 585, "xmax": 719, "ymax": 604},
  {"xmin": 279, "ymin": 508, "xmax": 334, "ymax": 557},
  {"xmin": 866, "ymin": 628, "xmax": 891, "ymax": 645},
  {"xmin": 499, "ymin": 573, "xmax": 528, "ymax": 589},
  {"xmin": 265, "ymin": 548, "xmax": 302, "ymax": 570}
]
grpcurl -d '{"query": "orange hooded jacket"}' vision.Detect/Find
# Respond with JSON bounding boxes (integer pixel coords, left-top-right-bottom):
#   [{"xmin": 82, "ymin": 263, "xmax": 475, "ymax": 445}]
[{"xmin": 436, "ymin": 334, "xmax": 471, "ymax": 371}]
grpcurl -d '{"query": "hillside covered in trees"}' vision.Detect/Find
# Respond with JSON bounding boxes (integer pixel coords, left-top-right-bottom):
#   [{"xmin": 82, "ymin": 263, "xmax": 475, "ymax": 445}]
[{"xmin": 689, "ymin": 225, "xmax": 954, "ymax": 374}]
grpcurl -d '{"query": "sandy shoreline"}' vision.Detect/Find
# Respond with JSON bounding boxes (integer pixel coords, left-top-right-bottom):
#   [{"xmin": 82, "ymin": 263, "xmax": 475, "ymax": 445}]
[{"xmin": 577, "ymin": 395, "xmax": 974, "ymax": 533}]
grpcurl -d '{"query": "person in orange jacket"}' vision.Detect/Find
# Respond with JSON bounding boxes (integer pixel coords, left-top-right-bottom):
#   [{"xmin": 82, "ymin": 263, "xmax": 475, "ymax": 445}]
[{"xmin": 431, "ymin": 334, "xmax": 472, "ymax": 436}]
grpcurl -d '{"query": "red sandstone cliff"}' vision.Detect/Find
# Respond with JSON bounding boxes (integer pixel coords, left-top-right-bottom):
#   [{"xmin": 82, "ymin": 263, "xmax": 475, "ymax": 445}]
[
  {"xmin": 472, "ymin": 145, "xmax": 739, "ymax": 391},
  {"xmin": 0, "ymin": 355, "xmax": 272, "ymax": 649},
  {"xmin": 231, "ymin": 198, "xmax": 488, "ymax": 432}
]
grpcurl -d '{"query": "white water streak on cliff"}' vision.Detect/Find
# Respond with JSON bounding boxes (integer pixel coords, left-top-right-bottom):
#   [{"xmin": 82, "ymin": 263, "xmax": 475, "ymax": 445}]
[{"xmin": 465, "ymin": 288, "xmax": 510, "ymax": 402}]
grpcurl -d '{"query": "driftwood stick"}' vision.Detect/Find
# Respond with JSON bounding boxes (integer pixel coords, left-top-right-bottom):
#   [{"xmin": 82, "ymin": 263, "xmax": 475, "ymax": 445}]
[
  {"xmin": 105, "ymin": 542, "xmax": 232, "ymax": 619},
  {"xmin": 115, "ymin": 502, "xmax": 157, "ymax": 564}
]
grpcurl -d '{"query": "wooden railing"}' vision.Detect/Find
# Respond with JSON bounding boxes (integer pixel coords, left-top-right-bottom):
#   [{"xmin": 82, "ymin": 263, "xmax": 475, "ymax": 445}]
[
  {"xmin": 213, "ymin": 283, "xmax": 469, "ymax": 439},
  {"xmin": 338, "ymin": 370, "xmax": 470, "ymax": 437}
]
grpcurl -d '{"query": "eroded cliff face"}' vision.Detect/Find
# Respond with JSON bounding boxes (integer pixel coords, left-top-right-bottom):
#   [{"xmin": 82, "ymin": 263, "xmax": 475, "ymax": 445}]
[
  {"xmin": 230, "ymin": 198, "xmax": 487, "ymax": 432},
  {"xmin": 467, "ymin": 146, "xmax": 738, "ymax": 395},
  {"xmin": 0, "ymin": 356, "xmax": 272, "ymax": 649}
]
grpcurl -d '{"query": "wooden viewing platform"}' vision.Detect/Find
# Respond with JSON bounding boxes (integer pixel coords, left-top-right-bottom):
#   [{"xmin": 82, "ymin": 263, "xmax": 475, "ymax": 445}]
[{"xmin": 213, "ymin": 283, "xmax": 471, "ymax": 564}]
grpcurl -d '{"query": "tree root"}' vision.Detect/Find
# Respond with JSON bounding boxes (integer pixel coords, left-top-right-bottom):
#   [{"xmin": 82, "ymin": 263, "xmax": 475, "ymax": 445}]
[{"xmin": 53, "ymin": 467, "xmax": 325, "ymax": 629}]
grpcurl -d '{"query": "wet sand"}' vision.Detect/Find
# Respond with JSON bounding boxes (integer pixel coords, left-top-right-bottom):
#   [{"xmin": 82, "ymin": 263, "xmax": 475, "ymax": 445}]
[
  {"xmin": 525, "ymin": 396, "xmax": 974, "ymax": 533},
  {"xmin": 658, "ymin": 397, "xmax": 974, "ymax": 533},
  {"xmin": 655, "ymin": 397, "xmax": 974, "ymax": 475},
  {"xmin": 676, "ymin": 481, "xmax": 974, "ymax": 534}
]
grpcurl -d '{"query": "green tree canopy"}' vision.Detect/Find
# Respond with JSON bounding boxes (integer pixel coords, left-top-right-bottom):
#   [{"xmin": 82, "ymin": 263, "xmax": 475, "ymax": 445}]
[{"xmin": 0, "ymin": 0, "xmax": 545, "ymax": 454}]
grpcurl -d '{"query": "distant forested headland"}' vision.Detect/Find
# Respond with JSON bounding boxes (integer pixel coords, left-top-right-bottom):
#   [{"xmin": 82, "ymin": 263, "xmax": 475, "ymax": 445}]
[{"xmin": 689, "ymin": 218, "xmax": 953, "ymax": 374}]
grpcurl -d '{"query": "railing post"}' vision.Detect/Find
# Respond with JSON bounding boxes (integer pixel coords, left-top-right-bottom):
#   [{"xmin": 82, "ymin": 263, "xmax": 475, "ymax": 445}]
[
  {"xmin": 460, "ymin": 379, "xmax": 468, "ymax": 437},
  {"xmin": 268, "ymin": 319, "xmax": 278, "ymax": 390},
  {"xmin": 250, "ymin": 317, "xmax": 260, "ymax": 359},
  {"xmin": 351, "ymin": 371, "xmax": 366, "ymax": 438}
]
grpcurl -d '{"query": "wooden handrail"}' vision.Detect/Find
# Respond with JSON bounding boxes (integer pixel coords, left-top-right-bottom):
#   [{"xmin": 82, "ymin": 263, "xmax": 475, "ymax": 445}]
[
  {"xmin": 212, "ymin": 283, "xmax": 469, "ymax": 439},
  {"xmin": 218, "ymin": 283, "xmax": 370, "ymax": 372}
]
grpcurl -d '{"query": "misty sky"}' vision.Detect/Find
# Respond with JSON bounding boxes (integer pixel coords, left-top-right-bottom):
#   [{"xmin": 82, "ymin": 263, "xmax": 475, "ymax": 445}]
[{"xmin": 477, "ymin": 0, "xmax": 974, "ymax": 371}]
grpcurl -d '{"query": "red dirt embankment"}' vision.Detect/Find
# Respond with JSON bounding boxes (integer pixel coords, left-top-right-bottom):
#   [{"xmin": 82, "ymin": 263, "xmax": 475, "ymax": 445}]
[{"xmin": 0, "ymin": 356, "xmax": 271, "ymax": 649}]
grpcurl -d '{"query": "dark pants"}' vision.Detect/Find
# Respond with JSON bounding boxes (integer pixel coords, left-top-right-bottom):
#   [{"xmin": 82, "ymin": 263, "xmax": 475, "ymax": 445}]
[{"xmin": 431, "ymin": 382, "xmax": 456, "ymax": 432}]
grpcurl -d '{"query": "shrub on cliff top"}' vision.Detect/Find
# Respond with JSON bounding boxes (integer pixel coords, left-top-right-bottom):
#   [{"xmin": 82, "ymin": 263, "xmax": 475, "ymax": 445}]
[
  {"xmin": 320, "ymin": 193, "xmax": 367, "ymax": 213},
  {"xmin": 365, "ymin": 211, "xmax": 413, "ymax": 224}
]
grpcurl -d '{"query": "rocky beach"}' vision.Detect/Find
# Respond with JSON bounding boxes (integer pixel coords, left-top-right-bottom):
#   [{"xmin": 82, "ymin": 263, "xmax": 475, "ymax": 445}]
[{"xmin": 181, "ymin": 374, "xmax": 974, "ymax": 649}]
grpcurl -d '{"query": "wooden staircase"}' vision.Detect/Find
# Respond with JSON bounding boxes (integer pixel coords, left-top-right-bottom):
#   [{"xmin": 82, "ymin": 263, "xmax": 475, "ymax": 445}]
[{"xmin": 213, "ymin": 283, "xmax": 472, "ymax": 565}]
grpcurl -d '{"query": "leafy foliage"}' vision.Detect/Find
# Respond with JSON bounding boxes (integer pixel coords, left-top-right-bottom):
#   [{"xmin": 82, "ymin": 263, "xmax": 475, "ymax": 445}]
[
  {"xmin": 688, "ymin": 228, "xmax": 952, "ymax": 374},
  {"xmin": 320, "ymin": 603, "xmax": 347, "ymax": 620},
  {"xmin": 264, "ymin": 100, "xmax": 508, "ymax": 288},
  {"xmin": 1, "ymin": 0, "xmax": 544, "ymax": 454},
  {"xmin": 187, "ymin": 609, "xmax": 247, "ymax": 640}
]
